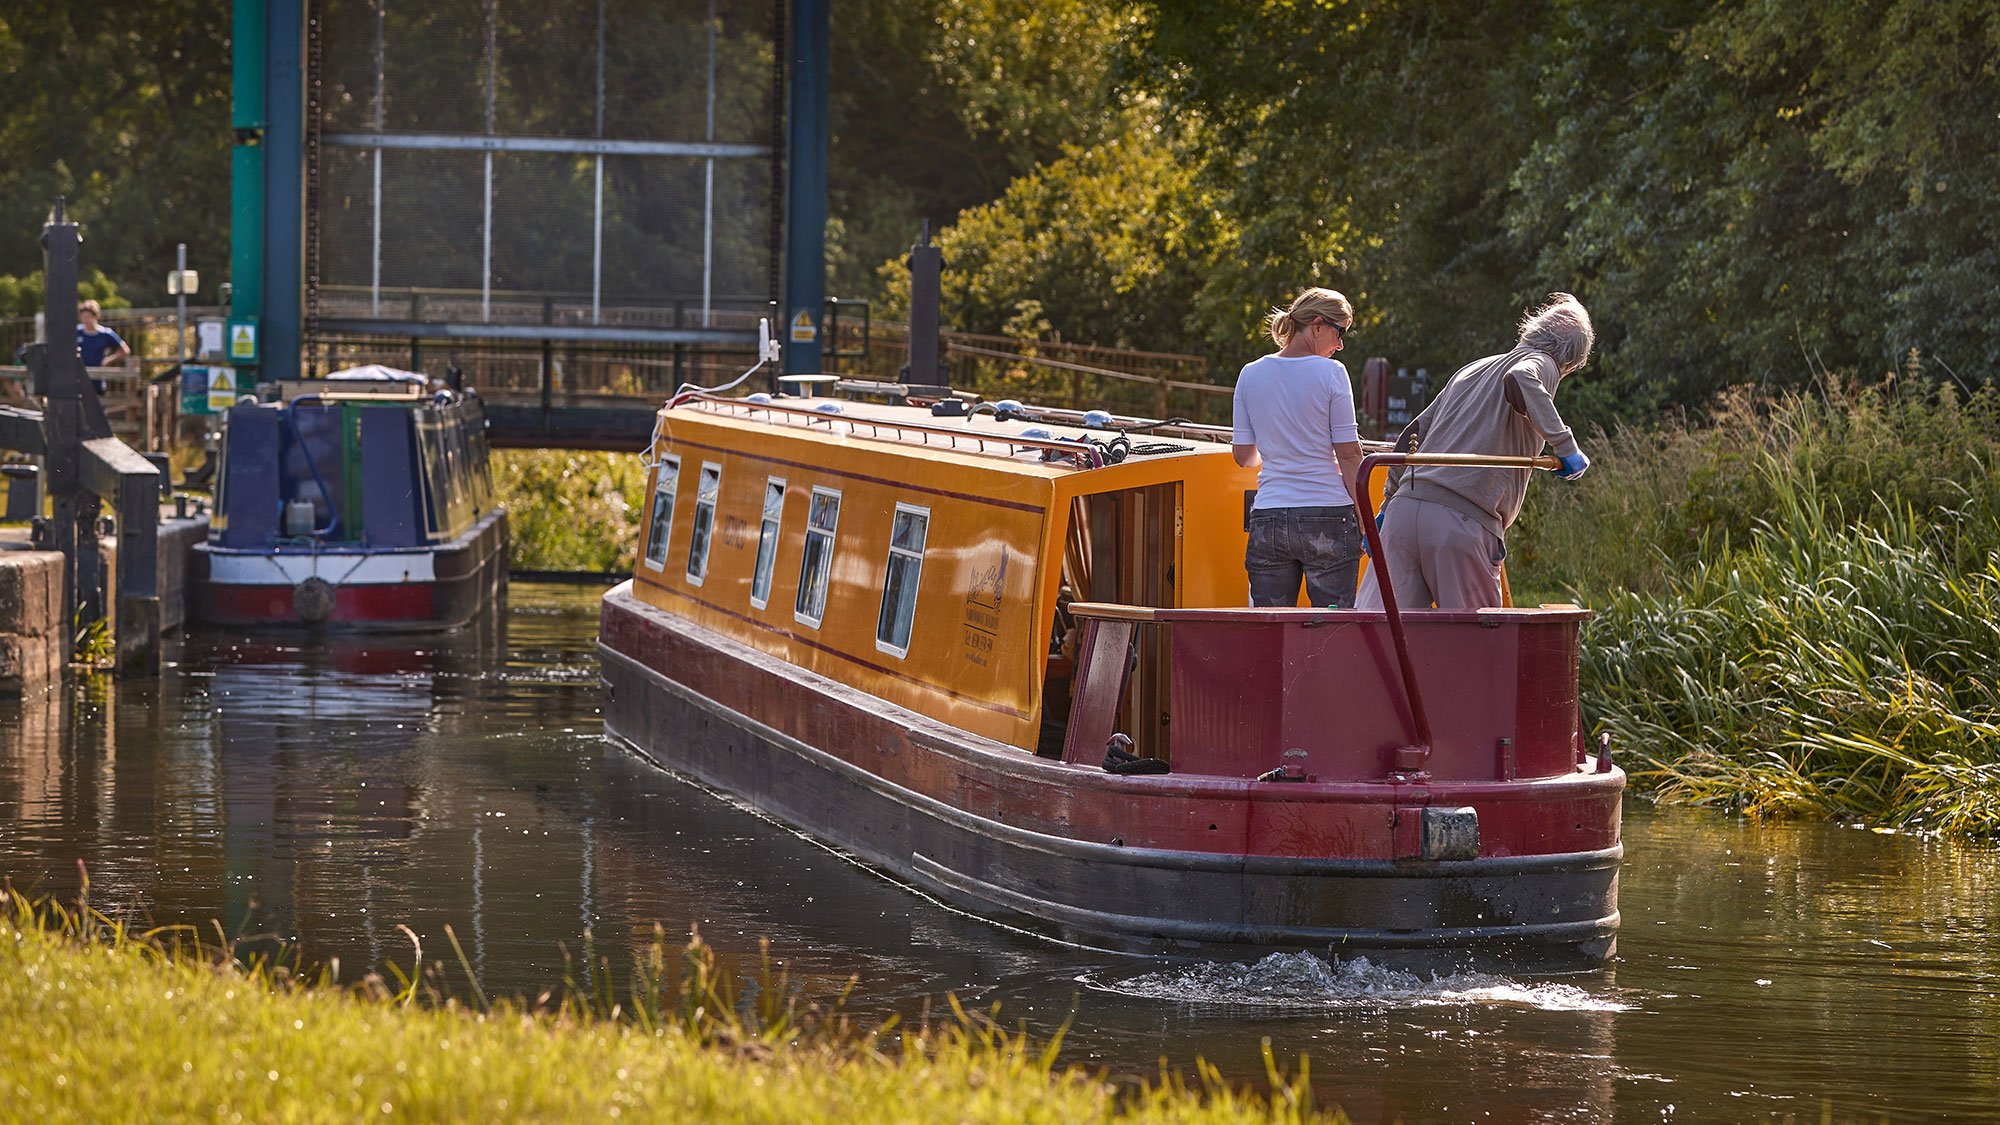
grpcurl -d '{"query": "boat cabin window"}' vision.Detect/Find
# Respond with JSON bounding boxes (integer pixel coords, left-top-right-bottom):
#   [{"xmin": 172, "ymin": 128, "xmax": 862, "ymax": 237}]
[
  {"xmin": 642, "ymin": 456, "xmax": 682, "ymax": 571},
  {"xmin": 794, "ymin": 487, "xmax": 842, "ymax": 627},
  {"xmin": 750, "ymin": 477, "xmax": 786, "ymax": 609},
  {"xmin": 874, "ymin": 504, "xmax": 930, "ymax": 658},
  {"xmin": 686, "ymin": 462, "xmax": 723, "ymax": 585}
]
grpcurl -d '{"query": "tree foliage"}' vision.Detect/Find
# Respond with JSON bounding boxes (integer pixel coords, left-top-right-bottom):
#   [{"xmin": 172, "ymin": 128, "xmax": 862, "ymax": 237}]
[
  {"xmin": 1163, "ymin": 0, "xmax": 1999, "ymax": 413},
  {"xmin": 874, "ymin": 113, "xmax": 1243, "ymax": 358},
  {"xmin": 0, "ymin": 1, "xmax": 232, "ymax": 305},
  {"xmin": 911, "ymin": 0, "xmax": 1999, "ymax": 418},
  {"xmin": 0, "ymin": 270, "xmax": 127, "ymax": 319},
  {"xmin": 828, "ymin": 0, "xmax": 1133, "ymax": 298}
]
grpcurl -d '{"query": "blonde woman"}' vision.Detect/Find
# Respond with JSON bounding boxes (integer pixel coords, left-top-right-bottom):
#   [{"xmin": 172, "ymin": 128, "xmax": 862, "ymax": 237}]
[{"xmin": 1230, "ymin": 288, "xmax": 1365, "ymax": 607}]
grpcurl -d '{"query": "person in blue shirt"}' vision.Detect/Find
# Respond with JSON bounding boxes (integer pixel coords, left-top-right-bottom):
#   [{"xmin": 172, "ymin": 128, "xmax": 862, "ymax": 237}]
[{"xmin": 76, "ymin": 299, "xmax": 130, "ymax": 394}]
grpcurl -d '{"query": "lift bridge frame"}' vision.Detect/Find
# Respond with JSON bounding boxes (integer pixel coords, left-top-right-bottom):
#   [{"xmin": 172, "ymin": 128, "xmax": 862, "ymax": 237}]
[{"xmin": 230, "ymin": 0, "xmax": 828, "ymax": 444}]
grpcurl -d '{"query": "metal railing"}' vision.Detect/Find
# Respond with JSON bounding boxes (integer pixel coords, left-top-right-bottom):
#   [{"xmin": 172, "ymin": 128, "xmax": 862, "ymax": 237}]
[
  {"xmin": 673, "ymin": 391, "xmax": 1110, "ymax": 468},
  {"xmin": 1056, "ymin": 451, "xmax": 1570, "ymax": 776},
  {"xmin": 1354, "ymin": 451, "xmax": 1563, "ymax": 760}
]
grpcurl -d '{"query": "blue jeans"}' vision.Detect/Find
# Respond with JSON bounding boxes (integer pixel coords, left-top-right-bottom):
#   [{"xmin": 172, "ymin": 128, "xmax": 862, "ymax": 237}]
[{"xmin": 1245, "ymin": 505, "xmax": 1362, "ymax": 607}]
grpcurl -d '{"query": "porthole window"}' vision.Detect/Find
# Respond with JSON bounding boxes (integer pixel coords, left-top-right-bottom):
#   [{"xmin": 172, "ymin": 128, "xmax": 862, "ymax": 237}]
[
  {"xmin": 642, "ymin": 456, "xmax": 682, "ymax": 570},
  {"xmin": 793, "ymin": 487, "xmax": 841, "ymax": 627},
  {"xmin": 686, "ymin": 462, "xmax": 722, "ymax": 585},
  {"xmin": 750, "ymin": 477, "xmax": 786, "ymax": 609},
  {"xmin": 875, "ymin": 504, "xmax": 930, "ymax": 657}
]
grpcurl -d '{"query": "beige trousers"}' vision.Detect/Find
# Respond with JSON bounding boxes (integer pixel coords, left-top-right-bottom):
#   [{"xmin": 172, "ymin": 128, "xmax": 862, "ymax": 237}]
[{"xmin": 1356, "ymin": 496, "xmax": 1504, "ymax": 611}]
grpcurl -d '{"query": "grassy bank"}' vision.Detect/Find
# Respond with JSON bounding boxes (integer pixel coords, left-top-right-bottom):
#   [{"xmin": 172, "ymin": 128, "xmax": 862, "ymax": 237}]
[
  {"xmin": 1512, "ymin": 375, "xmax": 2000, "ymax": 833},
  {"xmin": 492, "ymin": 449, "xmax": 648, "ymax": 573},
  {"xmin": 0, "ymin": 893, "xmax": 1333, "ymax": 1124}
]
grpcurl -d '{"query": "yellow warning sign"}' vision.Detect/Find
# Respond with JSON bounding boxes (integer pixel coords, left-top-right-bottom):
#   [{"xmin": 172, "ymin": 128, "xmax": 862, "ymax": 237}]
[
  {"xmin": 789, "ymin": 310, "xmax": 817, "ymax": 344},
  {"xmin": 229, "ymin": 323, "xmax": 257, "ymax": 360},
  {"xmin": 206, "ymin": 365, "xmax": 237, "ymax": 413}
]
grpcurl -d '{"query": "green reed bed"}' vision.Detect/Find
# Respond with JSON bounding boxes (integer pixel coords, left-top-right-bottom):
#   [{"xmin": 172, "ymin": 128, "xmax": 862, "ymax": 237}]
[
  {"xmin": 492, "ymin": 449, "xmax": 649, "ymax": 573},
  {"xmin": 0, "ymin": 890, "xmax": 1332, "ymax": 1124},
  {"xmin": 1512, "ymin": 376, "xmax": 2000, "ymax": 834}
]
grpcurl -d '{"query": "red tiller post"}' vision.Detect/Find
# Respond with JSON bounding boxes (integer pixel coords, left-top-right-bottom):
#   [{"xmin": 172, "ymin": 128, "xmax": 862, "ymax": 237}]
[{"xmin": 1354, "ymin": 451, "xmax": 1563, "ymax": 764}]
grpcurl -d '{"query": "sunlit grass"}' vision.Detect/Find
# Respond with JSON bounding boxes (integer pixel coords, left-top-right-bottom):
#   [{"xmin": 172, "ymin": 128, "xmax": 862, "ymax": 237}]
[{"xmin": 0, "ymin": 888, "xmax": 1336, "ymax": 1124}]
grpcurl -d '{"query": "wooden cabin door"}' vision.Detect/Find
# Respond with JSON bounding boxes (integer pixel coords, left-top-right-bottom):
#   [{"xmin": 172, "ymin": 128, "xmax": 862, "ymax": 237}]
[{"xmin": 1077, "ymin": 482, "xmax": 1179, "ymax": 761}]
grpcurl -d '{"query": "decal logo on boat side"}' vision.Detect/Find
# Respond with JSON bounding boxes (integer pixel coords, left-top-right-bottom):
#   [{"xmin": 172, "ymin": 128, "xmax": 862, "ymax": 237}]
[{"xmin": 961, "ymin": 549, "xmax": 1008, "ymax": 667}]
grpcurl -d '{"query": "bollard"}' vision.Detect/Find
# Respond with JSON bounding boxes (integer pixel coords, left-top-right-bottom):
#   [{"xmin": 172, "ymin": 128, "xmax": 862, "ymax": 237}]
[
  {"xmin": 2, "ymin": 464, "xmax": 36, "ymax": 521},
  {"xmin": 141, "ymin": 452, "xmax": 173, "ymax": 499}
]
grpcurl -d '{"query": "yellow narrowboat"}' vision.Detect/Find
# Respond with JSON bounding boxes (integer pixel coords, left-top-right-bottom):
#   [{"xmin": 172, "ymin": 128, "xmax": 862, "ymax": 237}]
[{"xmin": 599, "ymin": 387, "xmax": 1622, "ymax": 969}]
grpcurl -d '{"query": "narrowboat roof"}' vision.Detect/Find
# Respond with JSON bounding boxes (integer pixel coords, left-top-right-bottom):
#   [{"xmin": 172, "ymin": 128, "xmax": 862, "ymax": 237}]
[{"xmin": 666, "ymin": 393, "xmax": 1236, "ymax": 480}]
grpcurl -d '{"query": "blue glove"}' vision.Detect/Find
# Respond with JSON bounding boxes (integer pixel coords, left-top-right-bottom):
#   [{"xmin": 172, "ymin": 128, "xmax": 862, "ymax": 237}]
[
  {"xmin": 1557, "ymin": 450, "xmax": 1590, "ymax": 481},
  {"xmin": 1364, "ymin": 507, "xmax": 1386, "ymax": 560}
]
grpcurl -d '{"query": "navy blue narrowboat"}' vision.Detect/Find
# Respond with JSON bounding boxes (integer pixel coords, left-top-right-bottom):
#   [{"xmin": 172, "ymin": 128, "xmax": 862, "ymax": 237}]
[{"xmin": 192, "ymin": 368, "xmax": 508, "ymax": 629}]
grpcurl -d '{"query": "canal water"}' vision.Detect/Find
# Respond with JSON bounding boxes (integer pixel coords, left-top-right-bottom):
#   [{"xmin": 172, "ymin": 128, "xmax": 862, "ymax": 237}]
[{"xmin": 2, "ymin": 582, "xmax": 1996, "ymax": 1123}]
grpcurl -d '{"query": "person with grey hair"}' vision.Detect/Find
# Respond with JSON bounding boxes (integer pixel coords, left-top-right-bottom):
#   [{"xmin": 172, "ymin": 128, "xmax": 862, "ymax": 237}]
[{"xmin": 1356, "ymin": 293, "xmax": 1594, "ymax": 611}]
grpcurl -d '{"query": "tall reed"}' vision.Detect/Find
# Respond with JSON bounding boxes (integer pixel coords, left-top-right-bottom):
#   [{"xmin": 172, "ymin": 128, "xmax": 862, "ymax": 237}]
[{"xmin": 1519, "ymin": 374, "xmax": 2000, "ymax": 833}]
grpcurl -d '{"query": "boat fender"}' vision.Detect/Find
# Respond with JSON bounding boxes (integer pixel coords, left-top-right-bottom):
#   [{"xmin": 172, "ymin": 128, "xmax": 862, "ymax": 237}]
[
  {"xmin": 1102, "ymin": 733, "xmax": 1169, "ymax": 775},
  {"xmin": 293, "ymin": 576, "xmax": 336, "ymax": 625}
]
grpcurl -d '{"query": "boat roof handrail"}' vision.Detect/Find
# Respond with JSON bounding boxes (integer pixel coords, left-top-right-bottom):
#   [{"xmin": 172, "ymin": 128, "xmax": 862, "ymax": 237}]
[
  {"xmin": 1010, "ymin": 405, "xmax": 1236, "ymax": 444},
  {"xmin": 1067, "ymin": 602, "xmax": 1590, "ymax": 625},
  {"xmin": 672, "ymin": 390, "xmax": 1112, "ymax": 468}
]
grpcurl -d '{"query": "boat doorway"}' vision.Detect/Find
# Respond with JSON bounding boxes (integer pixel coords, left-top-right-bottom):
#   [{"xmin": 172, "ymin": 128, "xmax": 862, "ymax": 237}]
[{"xmin": 1049, "ymin": 482, "xmax": 1179, "ymax": 761}]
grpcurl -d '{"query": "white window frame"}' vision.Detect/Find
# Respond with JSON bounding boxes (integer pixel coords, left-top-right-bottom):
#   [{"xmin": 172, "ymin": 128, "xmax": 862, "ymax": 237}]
[
  {"xmin": 685, "ymin": 461, "xmax": 722, "ymax": 586},
  {"xmin": 874, "ymin": 503, "xmax": 931, "ymax": 659},
  {"xmin": 641, "ymin": 455, "xmax": 682, "ymax": 571},
  {"xmin": 749, "ymin": 475, "xmax": 786, "ymax": 610},
  {"xmin": 793, "ymin": 486, "xmax": 842, "ymax": 629}
]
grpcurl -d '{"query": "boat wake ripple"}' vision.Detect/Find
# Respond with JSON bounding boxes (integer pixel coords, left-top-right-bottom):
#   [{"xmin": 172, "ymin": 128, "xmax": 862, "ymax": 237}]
[{"xmin": 1095, "ymin": 952, "xmax": 1633, "ymax": 1013}]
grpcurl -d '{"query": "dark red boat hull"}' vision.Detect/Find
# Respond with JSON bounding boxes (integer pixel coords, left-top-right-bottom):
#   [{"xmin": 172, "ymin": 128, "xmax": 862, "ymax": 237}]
[
  {"xmin": 192, "ymin": 511, "xmax": 509, "ymax": 631},
  {"xmin": 599, "ymin": 583, "xmax": 1621, "ymax": 970}
]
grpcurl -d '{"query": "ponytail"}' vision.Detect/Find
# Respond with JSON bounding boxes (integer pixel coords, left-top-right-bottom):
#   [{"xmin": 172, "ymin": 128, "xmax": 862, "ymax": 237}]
[
  {"xmin": 1267, "ymin": 287, "xmax": 1353, "ymax": 348},
  {"xmin": 1267, "ymin": 309, "xmax": 1300, "ymax": 346}
]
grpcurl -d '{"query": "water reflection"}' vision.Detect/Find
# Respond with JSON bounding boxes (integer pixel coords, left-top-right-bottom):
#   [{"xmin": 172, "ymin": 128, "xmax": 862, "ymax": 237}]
[{"xmin": 1, "ymin": 583, "xmax": 1998, "ymax": 1122}]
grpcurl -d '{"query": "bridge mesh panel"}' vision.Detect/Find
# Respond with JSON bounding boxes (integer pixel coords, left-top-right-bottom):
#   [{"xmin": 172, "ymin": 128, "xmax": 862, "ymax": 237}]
[{"xmin": 308, "ymin": 0, "xmax": 781, "ymax": 349}]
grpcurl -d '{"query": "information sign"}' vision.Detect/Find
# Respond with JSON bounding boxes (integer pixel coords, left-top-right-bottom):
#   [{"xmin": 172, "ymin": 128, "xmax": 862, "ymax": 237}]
[{"xmin": 180, "ymin": 365, "xmax": 211, "ymax": 415}]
